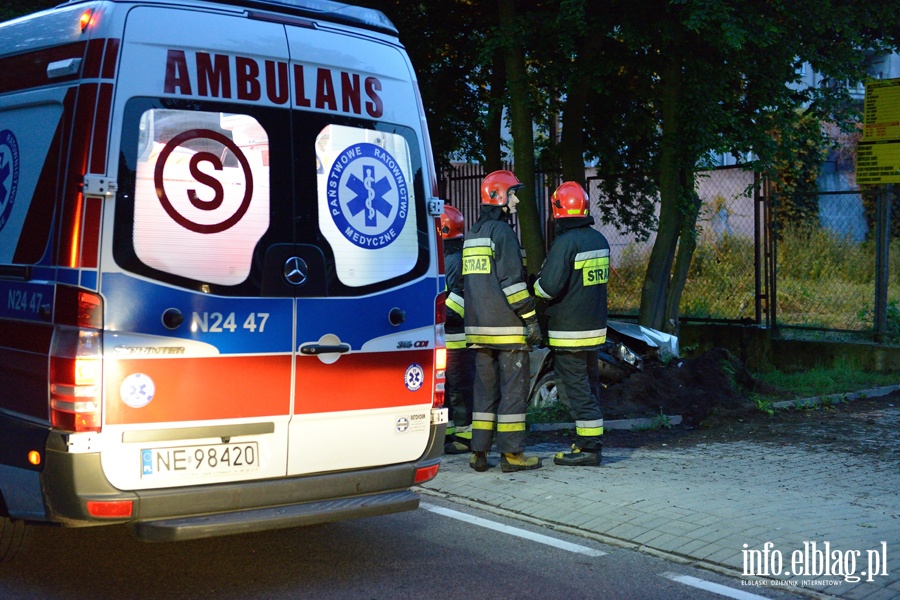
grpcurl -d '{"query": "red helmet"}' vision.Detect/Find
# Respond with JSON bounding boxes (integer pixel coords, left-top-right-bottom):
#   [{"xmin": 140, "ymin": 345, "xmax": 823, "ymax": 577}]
[
  {"xmin": 551, "ymin": 181, "xmax": 590, "ymax": 219},
  {"xmin": 440, "ymin": 205, "xmax": 465, "ymax": 239},
  {"xmin": 480, "ymin": 170, "xmax": 523, "ymax": 206}
]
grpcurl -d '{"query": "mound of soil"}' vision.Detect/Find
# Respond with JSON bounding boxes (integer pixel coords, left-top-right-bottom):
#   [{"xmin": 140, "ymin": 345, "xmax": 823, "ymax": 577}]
[
  {"xmin": 601, "ymin": 347, "xmax": 790, "ymax": 425},
  {"xmin": 528, "ymin": 347, "xmax": 899, "ymax": 453}
]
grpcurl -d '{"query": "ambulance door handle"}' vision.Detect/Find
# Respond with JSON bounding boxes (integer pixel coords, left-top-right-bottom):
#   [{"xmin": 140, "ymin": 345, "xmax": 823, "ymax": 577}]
[{"xmin": 300, "ymin": 343, "xmax": 351, "ymax": 355}]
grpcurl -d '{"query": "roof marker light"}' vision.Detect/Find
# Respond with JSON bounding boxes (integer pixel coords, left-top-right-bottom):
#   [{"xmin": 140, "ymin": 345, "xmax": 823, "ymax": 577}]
[{"xmin": 80, "ymin": 9, "xmax": 93, "ymax": 32}]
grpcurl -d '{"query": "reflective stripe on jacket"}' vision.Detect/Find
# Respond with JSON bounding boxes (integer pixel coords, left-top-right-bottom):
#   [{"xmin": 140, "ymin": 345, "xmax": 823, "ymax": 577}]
[
  {"xmin": 463, "ymin": 207, "xmax": 535, "ymax": 349},
  {"xmin": 444, "ymin": 242, "xmax": 466, "ymax": 349},
  {"xmin": 534, "ymin": 217, "xmax": 609, "ymax": 351}
]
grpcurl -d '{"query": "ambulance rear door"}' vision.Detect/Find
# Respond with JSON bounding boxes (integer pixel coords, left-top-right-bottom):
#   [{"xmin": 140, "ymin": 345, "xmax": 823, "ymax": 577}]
[
  {"xmin": 97, "ymin": 4, "xmax": 437, "ymax": 490},
  {"xmin": 283, "ymin": 25, "xmax": 438, "ymax": 475},
  {"xmin": 99, "ymin": 5, "xmax": 297, "ymax": 491}
]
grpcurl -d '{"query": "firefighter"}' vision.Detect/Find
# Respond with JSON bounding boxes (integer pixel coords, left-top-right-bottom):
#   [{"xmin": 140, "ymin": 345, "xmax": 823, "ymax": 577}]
[
  {"xmin": 534, "ymin": 181, "xmax": 609, "ymax": 466},
  {"xmin": 462, "ymin": 170, "xmax": 542, "ymax": 473},
  {"xmin": 441, "ymin": 205, "xmax": 475, "ymax": 454}
]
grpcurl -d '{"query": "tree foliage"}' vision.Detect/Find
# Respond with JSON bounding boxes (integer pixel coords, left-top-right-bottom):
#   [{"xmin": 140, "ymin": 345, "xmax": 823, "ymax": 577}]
[
  {"xmin": 1, "ymin": 0, "xmax": 58, "ymax": 21},
  {"xmin": 353, "ymin": 0, "xmax": 489, "ymax": 171},
  {"xmin": 362, "ymin": 0, "xmax": 898, "ymax": 329},
  {"xmin": 6, "ymin": 0, "xmax": 899, "ymax": 326}
]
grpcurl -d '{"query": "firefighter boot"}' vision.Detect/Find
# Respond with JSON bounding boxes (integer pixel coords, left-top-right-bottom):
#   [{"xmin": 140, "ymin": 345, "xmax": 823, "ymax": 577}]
[
  {"xmin": 444, "ymin": 439, "xmax": 470, "ymax": 455},
  {"xmin": 469, "ymin": 451, "xmax": 489, "ymax": 472},
  {"xmin": 500, "ymin": 452, "xmax": 542, "ymax": 473},
  {"xmin": 553, "ymin": 444, "xmax": 601, "ymax": 467}
]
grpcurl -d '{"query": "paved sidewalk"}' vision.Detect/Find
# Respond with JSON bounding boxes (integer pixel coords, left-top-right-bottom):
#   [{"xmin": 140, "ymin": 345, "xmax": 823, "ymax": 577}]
[{"xmin": 419, "ymin": 389, "xmax": 900, "ymax": 600}]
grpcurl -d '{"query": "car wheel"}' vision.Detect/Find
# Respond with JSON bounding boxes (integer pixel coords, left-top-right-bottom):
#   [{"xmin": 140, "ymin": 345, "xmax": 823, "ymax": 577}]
[
  {"xmin": 0, "ymin": 515, "xmax": 26, "ymax": 563},
  {"xmin": 530, "ymin": 371, "xmax": 560, "ymax": 409}
]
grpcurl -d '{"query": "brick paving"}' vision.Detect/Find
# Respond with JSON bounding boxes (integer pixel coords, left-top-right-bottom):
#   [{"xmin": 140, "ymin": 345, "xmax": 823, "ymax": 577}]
[{"xmin": 419, "ymin": 393, "xmax": 900, "ymax": 599}]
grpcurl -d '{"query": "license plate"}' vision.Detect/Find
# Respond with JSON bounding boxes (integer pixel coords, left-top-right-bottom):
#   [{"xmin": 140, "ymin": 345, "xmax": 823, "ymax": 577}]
[{"xmin": 141, "ymin": 442, "xmax": 259, "ymax": 478}]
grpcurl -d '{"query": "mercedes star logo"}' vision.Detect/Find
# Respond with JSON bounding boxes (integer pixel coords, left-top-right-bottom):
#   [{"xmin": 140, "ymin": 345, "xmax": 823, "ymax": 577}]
[{"xmin": 283, "ymin": 256, "xmax": 308, "ymax": 286}]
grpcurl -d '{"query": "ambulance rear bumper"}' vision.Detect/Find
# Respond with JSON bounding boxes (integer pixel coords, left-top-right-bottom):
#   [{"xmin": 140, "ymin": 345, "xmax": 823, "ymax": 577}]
[
  {"xmin": 39, "ymin": 425, "xmax": 446, "ymax": 539},
  {"xmin": 132, "ymin": 488, "xmax": 421, "ymax": 541}
]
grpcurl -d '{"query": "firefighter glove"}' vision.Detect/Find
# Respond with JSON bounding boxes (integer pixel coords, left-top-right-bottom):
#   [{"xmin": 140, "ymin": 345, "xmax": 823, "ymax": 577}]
[{"xmin": 524, "ymin": 318, "xmax": 542, "ymax": 348}]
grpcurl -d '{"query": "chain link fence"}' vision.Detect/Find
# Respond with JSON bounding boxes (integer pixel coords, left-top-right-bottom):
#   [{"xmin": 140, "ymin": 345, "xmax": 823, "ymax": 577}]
[
  {"xmin": 771, "ymin": 186, "xmax": 899, "ymax": 340},
  {"xmin": 590, "ymin": 167, "xmax": 762, "ymax": 323},
  {"xmin": 439, "ymin": 165, "xmax": 898, "ymax": 342}
]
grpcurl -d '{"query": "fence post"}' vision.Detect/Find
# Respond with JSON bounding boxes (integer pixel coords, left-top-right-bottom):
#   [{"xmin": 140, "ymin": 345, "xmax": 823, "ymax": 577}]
[
  {"xmin": 874, "ymin": 184, "xmax": 892, "ymax": 343},
  {"xmin": 754, "ymin": 172, "xmax": 763, "ymax": 325},
  {"xmin": 768, "ymin": 183, "xmax": 779, "ymax": 336}
]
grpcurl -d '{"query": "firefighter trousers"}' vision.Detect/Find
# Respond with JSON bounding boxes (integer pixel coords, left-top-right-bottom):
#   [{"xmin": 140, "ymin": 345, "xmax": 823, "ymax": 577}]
[
  {"xmin": 446, "ymin": 347, "xmax": 475, "ymax": 442},
  {"xmin": 554, "ymin": 349, "xmax": 603, "ymax": 452},
  {"xmin": 471, "ymin": 348, "xmax": 530, "ymax": 454}
]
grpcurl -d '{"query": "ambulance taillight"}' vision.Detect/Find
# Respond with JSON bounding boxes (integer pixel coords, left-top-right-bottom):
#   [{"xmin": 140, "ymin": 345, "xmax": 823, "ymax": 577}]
[
  {"xmin": 433, "ymin": 293, "xmax": 446, "ymax": 408},
  {"xmin": 49, "ymin": 287, "xmax": 103, "ymax": 432},
  {"xmin": 414, "ymin": 463, "xmax": 440, "ymax": 484}
]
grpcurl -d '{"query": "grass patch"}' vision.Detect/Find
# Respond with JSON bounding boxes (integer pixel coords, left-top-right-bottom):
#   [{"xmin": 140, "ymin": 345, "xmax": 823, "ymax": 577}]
[
  {"xmin": 750, "ymin": 395, "xmax": 776, "ymax": 415},
  {"xmin": 526, "ymin": 402, "xmax": 573, "ymax": 425},
  {"xmin": 752, "ymin": 356, "xmax": 900, "ymax": 401},
  {"xmin": 632, "ymin": 408, "xmax": 674, "ymax": 431}
]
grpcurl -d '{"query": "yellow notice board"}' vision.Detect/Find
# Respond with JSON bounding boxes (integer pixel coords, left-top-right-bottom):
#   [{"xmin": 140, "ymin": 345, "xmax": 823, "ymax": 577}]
[{"xmin": 857, "ymin": 78, "xmax": 900, "ymax": 184}]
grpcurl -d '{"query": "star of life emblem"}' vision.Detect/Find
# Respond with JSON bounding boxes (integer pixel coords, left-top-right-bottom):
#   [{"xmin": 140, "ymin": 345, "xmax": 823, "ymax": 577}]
[
  {"xmin": 120, "ymin": 373, "xmax": 156, "ymax": 408},
  {"xmin": 404, "ymin": 363, "xmax": 424, "ymax": 391},
  {"xmin": 0, "ymin": 129, "xmax": 20, "ymax": 234},
  {"xmin": 326, "ymin": 143, "xmax": 409, "ymax": 249}
]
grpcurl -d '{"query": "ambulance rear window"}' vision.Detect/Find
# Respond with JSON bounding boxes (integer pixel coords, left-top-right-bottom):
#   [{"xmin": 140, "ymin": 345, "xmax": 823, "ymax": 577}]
[
  {"xmin": 131, "ymin": 108, "xmax": 270, "ymax": 286},
  {"xmin": 113, "ymin": 97, "xmax": 429, "ymax": 297},
  {"xmin": 315, "ymin": 124, "xmax": 419, "ymax": 288}
]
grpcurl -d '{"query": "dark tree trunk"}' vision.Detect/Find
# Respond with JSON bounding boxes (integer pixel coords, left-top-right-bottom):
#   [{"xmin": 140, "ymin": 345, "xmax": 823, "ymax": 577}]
[
  {"xmin": 484, "ymin": 53, "xmax": 506, "ymax": 171},
  {"xmin": 639, "ymin": 59, "xmax": 683, "ymax": 330},
  {"xmin": 664, "ymin": 168, "xmax": 700, "ymax": 333},
  {"xmin": 499, "ymin": 0, "xmax": 545, "ymax": 273}
]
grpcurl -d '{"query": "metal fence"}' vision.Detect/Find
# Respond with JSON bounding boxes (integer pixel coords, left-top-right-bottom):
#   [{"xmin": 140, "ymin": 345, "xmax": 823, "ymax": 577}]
[
  {"xmin": 590, "ymin": 167, "xmax": 763, "ymax": 323},
  {"xmin": 770, "ymin": 185, "xmax": 898, "ymax": 342},
  {"xmin": 438, "ymin": 165, "xmax": 898, "ymax": 342},
  {"xmin": 439, "ymin": 163, "xmax": 562, "ymax": 241}
]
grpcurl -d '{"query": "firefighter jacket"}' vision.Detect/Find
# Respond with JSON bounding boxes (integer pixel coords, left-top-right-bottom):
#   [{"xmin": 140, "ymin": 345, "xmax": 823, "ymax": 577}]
[
  {"xmin": 534, "ymin": 216, "xmax": 609, "ymax": 351},
  {"xmin": 462, "ymin": 205, "xmax": 536, "ymax": 349},
  {"xmin": 443, "ymin": 238, "xmax": 466, "ymax": 350}
]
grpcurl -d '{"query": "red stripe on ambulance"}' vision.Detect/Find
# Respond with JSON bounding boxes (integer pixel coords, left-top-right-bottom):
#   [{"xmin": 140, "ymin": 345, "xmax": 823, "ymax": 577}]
[
  {"xmin": 0, "ymin": 41, "xmax": 86, "ymax": 94},
  {"xmin": 88, "ymin": 82, "xmax": 114, "ymax": 174},
  {"xmin": 101, "ymin": 38, "xmax": 120, "ymax": 79},
  {"xmin": 0, "ymin": 321, "xmax": 52, "ymax": 420},
  {"xmin": 57, "ymin": 83, "xmax": 95, "ymax": 267},
  {"xmin": 80, "ymin": 197, "xmax": 102, "ymax": 268},
  {"xmin": 83, "ymin": 37, "xmax": 106, "ymax": 78},
  {"xmin": 105, "ymin": 355, "xmax": 292, "ymax": 424},
  {"xmin": 295, "ymin": 351, "xmax": 433, "ymax": 414}
]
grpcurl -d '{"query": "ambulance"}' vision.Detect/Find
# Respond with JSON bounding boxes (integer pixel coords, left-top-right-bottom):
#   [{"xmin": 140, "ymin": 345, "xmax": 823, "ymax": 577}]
[{"xmin": 0, "ymin": 0, "xmax": 448, "ymax": 559}]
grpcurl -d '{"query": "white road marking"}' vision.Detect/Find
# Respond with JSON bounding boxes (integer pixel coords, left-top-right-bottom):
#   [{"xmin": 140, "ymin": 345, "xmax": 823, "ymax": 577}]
[
  {"xmin": 661, "ymin": 572, "xmax": 772, "ymax": 600},
  {"xmin": 421, "ymin": 503, "xmax": 605, "ymax": 557}
]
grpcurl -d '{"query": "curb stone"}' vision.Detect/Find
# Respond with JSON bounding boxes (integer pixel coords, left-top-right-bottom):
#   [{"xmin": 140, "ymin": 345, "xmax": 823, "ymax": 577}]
[
  {"xmin": 529, "ymin": 384, "xmax": 900, "ymax": 431},
  {"xmin": 530, "ymin": 415, "xmax": 683, "ymax": 432},
  {"xmin": 771, "ymin": 383, "xmax": 900, "ymax": 410}
]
